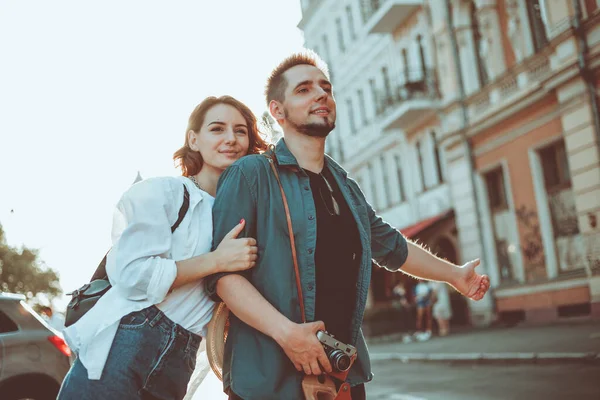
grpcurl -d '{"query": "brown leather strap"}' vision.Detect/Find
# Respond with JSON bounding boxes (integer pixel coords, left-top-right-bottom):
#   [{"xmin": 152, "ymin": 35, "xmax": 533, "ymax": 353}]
[{"xmin": 265, "ymin": 154, "xmax": 306, "ymax": 323}]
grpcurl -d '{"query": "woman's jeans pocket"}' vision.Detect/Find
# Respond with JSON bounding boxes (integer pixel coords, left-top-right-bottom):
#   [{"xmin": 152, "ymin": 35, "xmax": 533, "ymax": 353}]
[{"xmin": 118, "ymin": 310, "xmax": 150, "ymax": 329}]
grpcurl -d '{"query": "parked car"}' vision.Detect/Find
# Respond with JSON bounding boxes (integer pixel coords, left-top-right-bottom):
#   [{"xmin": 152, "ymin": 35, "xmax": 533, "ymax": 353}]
[{"xmin": 0, "ymin": 293, "xmax": 72, "ymax": 400}]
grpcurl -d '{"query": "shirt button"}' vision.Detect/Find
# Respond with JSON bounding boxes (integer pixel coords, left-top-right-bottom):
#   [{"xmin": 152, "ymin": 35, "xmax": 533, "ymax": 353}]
[
  {"xmin": 308, "ymin": 215, "xmax": 315, "ymax": 220},
  {"xmin": 307, "ymin": 284, "xmax": 314, "ymax": 291},
  {"xmin": 308, "ymin": 248, "xmax": 313, "ymax": 254},
  {"xmin": 304, "ymin": 186, "xmax": 310, "ymax": 191}
]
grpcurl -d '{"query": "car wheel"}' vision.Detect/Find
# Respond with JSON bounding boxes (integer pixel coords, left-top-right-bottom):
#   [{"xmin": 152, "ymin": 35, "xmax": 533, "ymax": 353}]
[{"xmin": 1, "ymin": 379, "xmax": 60, "ymax": 400}]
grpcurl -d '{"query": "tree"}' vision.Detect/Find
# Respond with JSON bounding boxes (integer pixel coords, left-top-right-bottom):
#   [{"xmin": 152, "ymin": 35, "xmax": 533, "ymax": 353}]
[{"xmin": 0, "ymin": 223, "xmax": 62, "ymax": 300}]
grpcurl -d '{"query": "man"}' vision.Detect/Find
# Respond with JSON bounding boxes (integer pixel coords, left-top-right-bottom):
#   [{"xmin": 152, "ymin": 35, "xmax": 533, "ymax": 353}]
[{"xmin": 206, "ymin": 50, "xmax": 490, "ymax": 400}]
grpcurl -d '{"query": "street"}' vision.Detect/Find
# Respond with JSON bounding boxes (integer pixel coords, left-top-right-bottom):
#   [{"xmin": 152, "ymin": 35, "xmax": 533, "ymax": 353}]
[{"xmin": 367, "ymin": 361, "xmax": 600, "ymax": 400}]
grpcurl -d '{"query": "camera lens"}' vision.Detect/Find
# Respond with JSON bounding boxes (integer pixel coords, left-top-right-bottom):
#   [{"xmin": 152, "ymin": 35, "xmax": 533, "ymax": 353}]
[{"xmin": 328, "ymin": 349, "xmax": 351, "ymax": 372}]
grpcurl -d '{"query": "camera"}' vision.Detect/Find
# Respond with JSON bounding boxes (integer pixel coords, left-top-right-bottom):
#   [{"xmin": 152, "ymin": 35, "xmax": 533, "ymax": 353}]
[{"xmin": 316, "ymin": 330, "xmax": 357, "ymax": 372}]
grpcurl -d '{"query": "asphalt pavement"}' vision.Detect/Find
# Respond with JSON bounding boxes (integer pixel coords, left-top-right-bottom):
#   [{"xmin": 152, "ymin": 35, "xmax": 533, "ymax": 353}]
[
  {"xmin": 367, "ymin": 318, "xmax": 600, "ymax": 365},
  {"xmin": 366, "ymin": 361, "xmax": 600, "ymax": 400}
]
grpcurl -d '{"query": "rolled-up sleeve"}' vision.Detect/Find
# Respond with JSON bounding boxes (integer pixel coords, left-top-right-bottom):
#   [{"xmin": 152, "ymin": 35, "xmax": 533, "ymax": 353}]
[
  {"xmin": 205, "ymin": 163, "xmax": 257, "ymax": 302},
  {"xmin": 106, "ymin": 178, "xmax": 179, "ymax": 304},
  {"xmin": 367, "ymin": 201, "xmax": 409, "ymax": 272}
]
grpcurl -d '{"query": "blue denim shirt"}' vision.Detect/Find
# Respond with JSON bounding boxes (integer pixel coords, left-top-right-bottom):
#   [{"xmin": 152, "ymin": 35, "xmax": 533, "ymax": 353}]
[{"xmin": 206, "ymin": 139, "xmax": 408, "ymax": 400}]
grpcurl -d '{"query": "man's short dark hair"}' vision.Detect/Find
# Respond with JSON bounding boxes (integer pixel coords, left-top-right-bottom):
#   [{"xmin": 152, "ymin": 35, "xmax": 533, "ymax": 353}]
[{"xmin": 264, "ymin": 49, "xmax": 330, "ymax": 106}]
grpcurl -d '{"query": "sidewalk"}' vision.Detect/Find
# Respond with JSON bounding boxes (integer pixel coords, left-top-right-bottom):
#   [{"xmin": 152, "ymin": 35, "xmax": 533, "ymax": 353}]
[{"xmin": 367, "ymin": 318, "xmax": 600, "ymax": 365}]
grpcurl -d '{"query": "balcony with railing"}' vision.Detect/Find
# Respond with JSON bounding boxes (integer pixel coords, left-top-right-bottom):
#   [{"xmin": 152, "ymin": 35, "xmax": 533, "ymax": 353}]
[
  {"xmin": 467, "ymin": 49, "xmax": 552, "ymax": 124},
  {"xmin": 376, "ymin": 68, "xmax": 440, "ymax": 131},
  {"xmin": 361, "ymin": 0, "xmax": 423, "ymax": 34}
]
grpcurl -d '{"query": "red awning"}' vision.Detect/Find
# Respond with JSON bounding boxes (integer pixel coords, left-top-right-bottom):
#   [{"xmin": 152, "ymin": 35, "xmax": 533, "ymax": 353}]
[{"xmin": 400, "ymin": 210, "xmax": 453, "ymax": 239}]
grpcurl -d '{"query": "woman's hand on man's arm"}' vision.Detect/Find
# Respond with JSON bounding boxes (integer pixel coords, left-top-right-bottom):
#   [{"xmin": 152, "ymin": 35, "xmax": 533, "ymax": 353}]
[{"xmin": 170, "ymin": 219, "xmax": 257, "ymax": 290}]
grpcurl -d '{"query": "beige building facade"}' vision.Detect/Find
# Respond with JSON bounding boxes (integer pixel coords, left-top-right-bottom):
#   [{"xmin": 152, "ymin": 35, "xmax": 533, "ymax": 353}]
[{"xmin": 299, "ymin": 0, "xmax": 600, "ymax": 332}]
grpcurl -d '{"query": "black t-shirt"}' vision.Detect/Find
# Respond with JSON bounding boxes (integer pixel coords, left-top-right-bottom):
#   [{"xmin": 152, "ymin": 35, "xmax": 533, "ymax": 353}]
[{"xmin": 304, "ymin": 166, "xmax": 362, "ymax": 345}]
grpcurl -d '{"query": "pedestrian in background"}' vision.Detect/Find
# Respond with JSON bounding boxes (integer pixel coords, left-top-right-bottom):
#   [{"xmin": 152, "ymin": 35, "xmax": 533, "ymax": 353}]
[
  {"xmin": 432, "ymin": 281, "xmax": 453, "ymax": 337},
  {"xmin": 392, "ymin": 282, "xmax": 416, "ymax": 344},
  {"xmin": 414, "ymin": 280, "xmax": 434, "ymax": 341}
]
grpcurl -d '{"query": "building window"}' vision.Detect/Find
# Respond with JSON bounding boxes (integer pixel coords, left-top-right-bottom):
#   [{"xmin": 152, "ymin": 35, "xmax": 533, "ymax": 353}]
[
  {"xmin": 484, "ymin": 167, "xmax": 508, "ymax": 212},
  {"xmin": 483, "ymin": 167, "xmax": 514, "ymax": 282},
  {"xmin": 322, "ymin": 35, "xmax": 333, "ymax": 81},
  {"xmin": 471, "ymin": 1, "xmax": 489, "ymax": 86},
  {"xmin": 526, "ymin": 0, "xmax": 548, "ymax": 52},
  {"xmin": 357, "ymin": 89, "xmax": 367, "ymax": 125},
  {"xmin": 401, "ymin": 48, "xmax": 409, "ymax": 82},
  {"xmin": 416, "ymin": 140, "xmax": 426, "ymax": 191},
  {"xmin": 416, "ymin": 35, "xmax": 427, "ymax": 76},
  {"xmin": 540, "ymin": 141, "xmax": 571, "ymax": 194},
  {"xmin": 346, "ymin": 98, "xmax": 356, "ymax": 134},
  {"xmin": 335, "ymin": 131, "xmax": 345, "ymax": 162},
  {"xmin": 432, "ymin": 131, "xmax": 444, "ymax": 184},
  {"xmin": 369, "ymin": 78, "xmax": 379, "ymax": 115},
  {"xmin": 335, "ymin": 18, "xmax": 346, "ymax": 53},
  {"xmin": 539, "ymin": 140, "xmax": 584, "ymax": 273},
  {"xmin": 539, "ymin": 141, "xmax": 579, "ymax": 238},
  {"xmin": 381, "ymin": 155, "xmax": 391, "ymax": 207},
  {"xmin": 346, "ymin": 5, "xmax": 356, "ymax": 40},
  {"xmin": 381, "ymin": 66, "xmax": 392, "ymax": 106},
  {"xmin": 368, "ymin": 163, "xmax": 379, "ymax": 208},
  {"xmin": 394, "ymin": 154, "xmax": 405, "ymax": 202}
]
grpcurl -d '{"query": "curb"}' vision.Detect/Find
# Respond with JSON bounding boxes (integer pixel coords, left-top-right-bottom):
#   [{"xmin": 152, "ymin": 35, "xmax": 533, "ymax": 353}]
[{"xmin": 370, "ymin": 352, "xmax": 600, "ymax": 365}]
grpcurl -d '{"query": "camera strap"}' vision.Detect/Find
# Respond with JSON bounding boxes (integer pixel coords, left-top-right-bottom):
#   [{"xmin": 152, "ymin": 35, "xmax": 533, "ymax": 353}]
[
  {"xmin": 264, "ymin": 152, "xmax": 306, "ymax": 323},
  {"xmin": 265, "ymin": 152, "xmax": 354, "ymax": 400}
]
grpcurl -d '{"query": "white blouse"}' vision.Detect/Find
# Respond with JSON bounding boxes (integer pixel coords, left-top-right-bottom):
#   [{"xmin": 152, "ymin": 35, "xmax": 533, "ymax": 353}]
[{"xmin": 63, "ymin": 176, "xmax": 216, "ymax": 380}]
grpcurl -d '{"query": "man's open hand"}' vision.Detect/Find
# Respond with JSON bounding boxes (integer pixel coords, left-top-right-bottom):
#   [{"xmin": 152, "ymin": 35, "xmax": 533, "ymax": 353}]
[
  {"xmin": 453, "ymin": 259, "xmax": 490, "ymax": 301},
  {"xmin": 275, "ymin": 320, "xmax": 333, "ymax": 375}
]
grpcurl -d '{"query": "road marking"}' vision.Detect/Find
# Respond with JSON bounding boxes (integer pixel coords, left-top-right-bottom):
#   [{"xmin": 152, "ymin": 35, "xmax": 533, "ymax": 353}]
[{"xmin": 384, "ymin": 394, "xmax": 429, "ymax": 400}]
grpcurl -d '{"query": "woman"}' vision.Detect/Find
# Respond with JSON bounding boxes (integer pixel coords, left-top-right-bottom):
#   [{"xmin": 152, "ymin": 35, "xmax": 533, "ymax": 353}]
[
  {"xmin": 413, "ymin": 280, "xmax": 434, "ymax": 341},
  {"xmin": 58, "ymin": 96, "xmax": 268, "ymax": 400}
]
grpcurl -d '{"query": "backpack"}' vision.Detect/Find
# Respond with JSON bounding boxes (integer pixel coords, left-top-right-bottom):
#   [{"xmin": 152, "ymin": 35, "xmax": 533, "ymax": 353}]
[{"xmin": 64, "ymin": 184, "xmax": 190, "ymax": 327}]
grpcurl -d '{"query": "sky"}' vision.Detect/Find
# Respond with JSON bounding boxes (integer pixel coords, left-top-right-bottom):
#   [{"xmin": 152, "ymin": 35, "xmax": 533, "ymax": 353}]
[{"xmin": 0, "ymin": 0, "xmax": 305, "ymax": 311}]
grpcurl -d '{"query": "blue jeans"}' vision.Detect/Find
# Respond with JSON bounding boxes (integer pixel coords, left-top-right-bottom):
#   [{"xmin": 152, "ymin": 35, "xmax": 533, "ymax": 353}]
[{"xmin": 57, "ymin": 306, "xmax": 201, "ymax": 400}]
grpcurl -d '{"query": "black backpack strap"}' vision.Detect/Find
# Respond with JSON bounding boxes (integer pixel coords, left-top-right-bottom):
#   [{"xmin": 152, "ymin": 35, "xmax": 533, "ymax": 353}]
[
  {"xmin": 171, "ymin": 185, "xmax": 189, "ymax": 233},
  {"xmin": 90, "ymin": 183, "xmax": 190, "ymax": 281}
]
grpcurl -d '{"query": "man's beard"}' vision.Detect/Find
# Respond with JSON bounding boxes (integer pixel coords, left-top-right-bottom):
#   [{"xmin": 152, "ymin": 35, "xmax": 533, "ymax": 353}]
[{"xmin": 285, "ymin": 109, "xmax": 335, "ymax": 138}]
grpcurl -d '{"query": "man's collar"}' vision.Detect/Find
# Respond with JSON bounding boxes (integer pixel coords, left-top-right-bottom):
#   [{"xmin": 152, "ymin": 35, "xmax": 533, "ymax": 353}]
[
  {"xmin": 324, "ymin": 154, "xmax": 348, "ymax": 179},
  {"xmin": 273, "ymin": 138, "xmax": 348, "ymax": 180},
  {"xmin": 273, "ymin": 138, "xmax": 299, "ymax": 167}
]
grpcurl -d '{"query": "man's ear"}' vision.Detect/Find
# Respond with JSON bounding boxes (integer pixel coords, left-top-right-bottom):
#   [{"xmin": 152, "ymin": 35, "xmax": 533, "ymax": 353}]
[{"xmin": 269, "ymin": 100, "xmax": 285, "ymax": 122}]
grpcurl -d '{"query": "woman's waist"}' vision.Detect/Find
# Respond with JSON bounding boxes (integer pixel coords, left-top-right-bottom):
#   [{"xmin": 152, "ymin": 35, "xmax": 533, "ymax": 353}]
[{"xmin": 156, "ymin": 281, "xmax": 215, "ymax": 335}]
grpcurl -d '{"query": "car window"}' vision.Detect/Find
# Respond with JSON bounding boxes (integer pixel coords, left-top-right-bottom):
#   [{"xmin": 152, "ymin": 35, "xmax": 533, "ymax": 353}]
[{"xmin": 0, "ymin": 309, "xmax": 18, "ymax": 333}]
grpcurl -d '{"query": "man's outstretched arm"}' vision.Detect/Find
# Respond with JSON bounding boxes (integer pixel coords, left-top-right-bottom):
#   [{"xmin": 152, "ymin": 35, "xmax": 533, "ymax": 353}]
[
  {"xmin": 365, "ymin": 193, "xmax": 490, "ymax": 301},
  {"xmin": 402, "ymin": 242, "xmax": 490, "ymax": 301}
]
